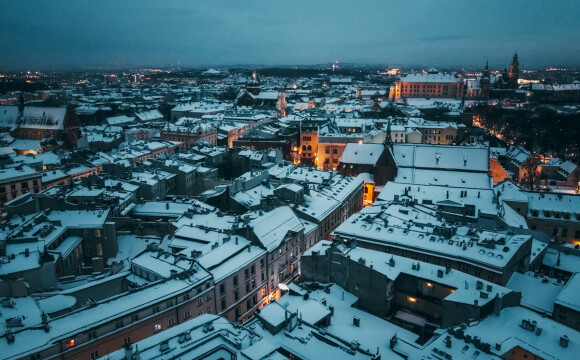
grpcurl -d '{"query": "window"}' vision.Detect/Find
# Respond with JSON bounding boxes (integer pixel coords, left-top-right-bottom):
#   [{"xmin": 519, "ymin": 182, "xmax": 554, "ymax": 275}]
[
  {"xmin": 221, "ymin": 299, "xmax": 226, "ymax": 310},
  {"xmin": 233, "ymin": 276, "xmax": 238, "ymax": 287},
  {"xmin": 562, "ymin": 228, "xmax": 568, "ymax": 237},
  {"xmin": 123, "ymin": 337, "xmax": 131, "ymax": 345},
  {"xmin": 325, "ymin": 148, "xmax": 330, "ymax": 154},
  {"xmin": 90, "ymin": 351, "xmax": 99, "ymax": 360},
  {"xmin": 153, "ymin": 306, "xmax": 160, "ymax": 314},
  {"xmin": 168, "ymin": 317, "xmax": 176, "ymax": 327},
  {"xmin": 261, "ymin": 287, "xmax": 267, "ymax": 297},
  {"xmin": 245, "ymin": 268, "xmax": 249, "ymax": 279},
  {"xmin": 553, "ymin": 228, "xmax": 558, "ymax": 236},
  {"xmin": 234, "ymin": 291, "xmax": 239, "ymax": 301},
  {"xmin": 183, "ymin": 293, "xmax": 190, "ymax": 301},
  {"xmin": 206, "ymin": 293, "xmax": 212, "ymax": 301},
  {"xmin": 184, "ymin": 310, "xmax": 191, "ymax": 319},
  {"xmin": 30, "ymin": 354, "xmax": 41, "ymax": 360},
  {"xmin": 115, "ymin": 320, "xmax": 124, "ymax": 329},
  {"xmin": 96, "ymin": 243, "xmax": 103, "ymax": 256},
  {"xmin": 333, "ymin": 148, "xmax": 338, "ymax": 154},
  {"xmin": 247, "ymin": 300, "xmax": 252, "ymax": 311},
  {"xmin": 251, "ymin": 264, "xmax": 255, "ymax": 275},
  {"xmin": 133, "ymin": 314, "xmax": 139, "ymax": 322},
  {"xmin": 198, "ymin": 298, "xmax": 203, "ymax": 306},
  {"xmin": 220, "ymin": 284, "xmax": 225, "ymax": 294},
  {"xmin": 154, "ymin": 324, "xmax": 162, "ymax": 333},
  {"xmin": 88, "ymin": 331, "xmax": 97, "ymax": 340}
]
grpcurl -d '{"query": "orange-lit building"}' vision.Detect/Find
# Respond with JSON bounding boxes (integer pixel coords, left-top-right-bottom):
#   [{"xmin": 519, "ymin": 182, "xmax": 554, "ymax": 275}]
[{"xmin": 391, "ymin": 72, "xmax": 463, "ymax": 100}]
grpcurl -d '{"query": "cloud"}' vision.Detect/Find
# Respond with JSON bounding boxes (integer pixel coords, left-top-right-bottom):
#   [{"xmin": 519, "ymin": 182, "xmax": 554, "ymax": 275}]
[{"xmin": 0, "ymin": 0, "xmax": 579, "ymax": 69}]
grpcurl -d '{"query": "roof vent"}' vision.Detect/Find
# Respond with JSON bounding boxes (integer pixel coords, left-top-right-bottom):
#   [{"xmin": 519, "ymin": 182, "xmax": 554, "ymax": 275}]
[{"xmin": 560, "ymin": 335, "xmax": 569, "ymax": 348}]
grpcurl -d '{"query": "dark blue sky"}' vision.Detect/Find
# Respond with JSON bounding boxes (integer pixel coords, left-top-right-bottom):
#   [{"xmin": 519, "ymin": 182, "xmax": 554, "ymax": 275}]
[{"xmin": 1, "ymin": 0, "xmax": 579, "ymax": 70}]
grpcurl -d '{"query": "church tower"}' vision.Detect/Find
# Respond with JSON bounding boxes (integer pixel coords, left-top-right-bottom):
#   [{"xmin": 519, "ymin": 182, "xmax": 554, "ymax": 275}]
[
  {"xmin": 508, "ymin": 52, "xmax": 519, "ymax": 89},
  {"xmin": 480, "ymin": 60, "xmax": 490, "ymax": 99},
  {"xmin": 247, "ymin": 71, "xmax": 261, "ymax": 95}
]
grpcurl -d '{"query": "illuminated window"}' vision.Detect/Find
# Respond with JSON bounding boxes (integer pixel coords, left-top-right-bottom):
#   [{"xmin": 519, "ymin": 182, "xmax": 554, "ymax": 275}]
[
  {"xmin": 67, "ymin": 339, "xmax": 75, "ymax": 348},
  {"xmin": 407, "ymin": 296, "xmax": 417, "ymax": 303},
  {"xmin": 426, "ymin": 282, "xmax": 433, "ymax": 288},
  {"xmin": 154, "ymin": 324, "xmax": 162, "ymax": 333}
]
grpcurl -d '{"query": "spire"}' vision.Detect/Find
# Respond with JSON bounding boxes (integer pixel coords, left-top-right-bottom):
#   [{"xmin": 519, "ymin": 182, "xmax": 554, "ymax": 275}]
[
  {"xmin": 383, "ymin": 118, "xmax": 393, "ymax": 150},
  {"xmin": 18, "ymin": 93, "xmax": 25, "ymax": 113},
  {"xmin": 483, "ymin": 60, "xmax": 490, "ymax": 77}
]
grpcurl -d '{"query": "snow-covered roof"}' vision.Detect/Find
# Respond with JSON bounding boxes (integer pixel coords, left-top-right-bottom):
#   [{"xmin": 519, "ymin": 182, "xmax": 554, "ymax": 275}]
[
  {"xmin": 19, "ymin": 106, "xmax": 67, "ymax": 130},
  {"xmin": 506, "ymin": 272, "xmax": 563, "ymax": 315},
  {"xmin": 555, "ymin": 272, "xmax": 580, "ymax": 312},
  {"xmin": 395, "ymin": 168, "xmax": 492, "ymax": 189},
  {"xmin": 333, "ymin": 202, "xmax": 531, "ymax": 272},
  {"xmin": 542, "ymin": 248, "xmax": 580, "ymax": 274},
  {"xmin": 393, "ymin": 144, "xmax": 489, "ymax": 172},
  {"xmin": 339, "ymin": 143, "xmax": 384, "ymax": 166},
  {"xmin": 399, "ymin": 73, "xmax": 459, "ymax": 83},
  {"xmin": 1, "ymin": 270, "xmax": 211, "ymax": 360},
  {"xmin": 249, "ymin": 206, "xmax": 304, "ymax": 251}
]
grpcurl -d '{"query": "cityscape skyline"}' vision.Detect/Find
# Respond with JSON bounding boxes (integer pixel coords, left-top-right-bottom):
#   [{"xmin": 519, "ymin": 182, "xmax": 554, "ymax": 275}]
[{"xmin": 2, "ymin": 0, "xmax": 580, "ymax": 70}]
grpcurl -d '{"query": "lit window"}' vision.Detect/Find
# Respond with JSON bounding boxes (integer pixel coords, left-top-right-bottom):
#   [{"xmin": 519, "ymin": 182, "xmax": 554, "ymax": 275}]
[{"xmin": 407, "ymin": 296, "xmax": 417, "ymax": 303}]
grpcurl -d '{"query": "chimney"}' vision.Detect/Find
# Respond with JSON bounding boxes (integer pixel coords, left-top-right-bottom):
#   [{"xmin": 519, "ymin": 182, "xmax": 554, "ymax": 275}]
[
  {"xmin": 389, "ymin": 334, "xmax": 397, "ymax": 349},
  {"xmin": 493, "ymin": 293, "xmax": 502, "ymax": 316},
  {"xmin": 559, "ymin": 335, "xmax": 569, "ymax": 348},
  {"xmin": 124, "ymin": 343, "xmax": 133, "ymax": 360}
]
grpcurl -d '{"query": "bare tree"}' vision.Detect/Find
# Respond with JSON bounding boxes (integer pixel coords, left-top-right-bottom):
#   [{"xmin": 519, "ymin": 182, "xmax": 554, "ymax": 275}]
[{"xmin": 521, "ymin": 156, "xmax": 540, "ymax": 190}]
